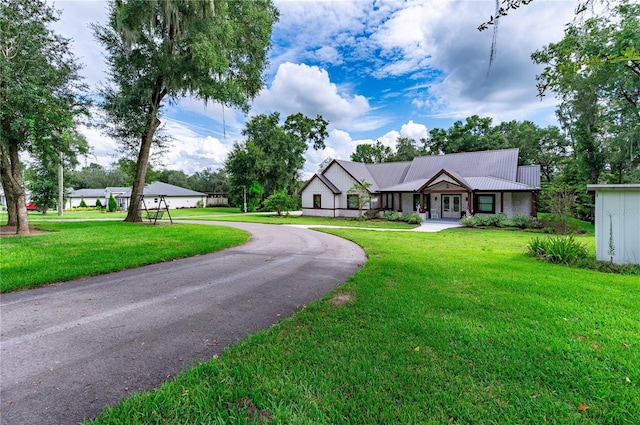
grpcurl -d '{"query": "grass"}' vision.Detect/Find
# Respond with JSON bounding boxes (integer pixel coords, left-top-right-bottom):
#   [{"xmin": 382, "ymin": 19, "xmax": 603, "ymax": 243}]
[
  {"xmin": 4, "ymin": 208, "xmax": 416, "ymax": 229},
  {"xmin": 2, "ymin": 206, "xmax": 244, "ymax": 221},
  {"xmin": 181, "ymin": 213, "xmax": 417, "ymax": 229},
  {"xmin": 85, "ymin": 228, "xmax": 639, "ymax": 424},
  {"xmin": 0, "ymin": 221, "xmax": 248, "ymax": 292}
]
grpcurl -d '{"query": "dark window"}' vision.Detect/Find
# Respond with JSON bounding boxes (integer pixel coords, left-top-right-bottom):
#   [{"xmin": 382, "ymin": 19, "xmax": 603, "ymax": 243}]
[
  {"xmin": 413, "ymin": 194, "xmax": 421, "ymax": 211},
  {"xmin": 313, "ymin": 194, "xmax": 321, "ymax": 209},
  {"xmin": 475, "ymin": 194, "xmax": 495, "ymax": 213},
  {"xmin": 347, "ymin": 194, "xmax": 359, "ymax": 209}
]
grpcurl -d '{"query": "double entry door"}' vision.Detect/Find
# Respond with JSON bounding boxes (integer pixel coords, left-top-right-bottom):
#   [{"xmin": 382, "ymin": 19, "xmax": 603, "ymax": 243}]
[{"xmin": 441, "ymin": 194, "xmax": 461, "ymax": 219}]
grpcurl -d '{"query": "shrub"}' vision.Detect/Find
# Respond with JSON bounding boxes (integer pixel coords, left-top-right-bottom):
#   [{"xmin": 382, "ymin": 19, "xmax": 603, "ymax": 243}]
[
  {"xmin": 510, "ymin": 214, "xmax": 541, "ymax": 229},
  {"xmin": 460, "ymin": 213, "xmax": 508, "ymax": 228},
  {"xmin": 95, "ymin": 199, "xmax": 103, "ymax": 208},
  {"xmin": 262, "ymin": 191, "xmax": 296, "ymax": 216},
  {"xmin": 79, "ymin": 196, "xmax": 87, "ymax": 208},
  {"xmin": 526, "ymin": 235, "xmax": 589, "ymax": 264},
  {"xmin": 108, "ymin": 193, "xmax": 117, "ymax": 212},
  {"xmin": 402, "ymin": 213, "xmax": 423, "ymax": 224},
  {"xmin": 384, "ymin": 211, "xmax": 402, "ymax": 222},
  {"xmin": 364, "ymin": 209, "xmax": 380, "ymax": 220}
]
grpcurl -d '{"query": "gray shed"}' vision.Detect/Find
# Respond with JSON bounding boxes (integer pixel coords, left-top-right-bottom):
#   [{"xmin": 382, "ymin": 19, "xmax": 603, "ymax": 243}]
[{"xmin": 587, "ymin": 184, "xmax": 640, "ymax": 265}]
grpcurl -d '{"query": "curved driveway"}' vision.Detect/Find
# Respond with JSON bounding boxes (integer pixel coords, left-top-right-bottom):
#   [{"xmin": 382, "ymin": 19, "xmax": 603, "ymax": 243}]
[{"xmin": 0, "ymin": 222, "xmax": 366, "ymax": 424}]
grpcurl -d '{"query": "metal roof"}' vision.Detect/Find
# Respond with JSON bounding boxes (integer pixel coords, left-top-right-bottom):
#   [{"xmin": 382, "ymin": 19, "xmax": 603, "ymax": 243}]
[
  {"xmin": 366, "ymin": 161, "xmax": 412, "ymax": 189},
  {"xmin": 404, "ymin": 148, "xmax": 520, "ymax": 183},
  {"xmin": 517, "ymin": 165, "xmax": 541, "ymax": 188},
  {"xmin": 465, "ymin": 177, "xmax": 537, "ymax": 191},
  {"xmin": 587, "ymin": 184, "xmax": 640, "ymax": 191},
  {"xmin": 68, "ymin": 188, "xmax": 106, "ymax": 198},
  {"xmin": 70, "ymin": 183, "xmax": 206, "ymax": 198},
  {"xmin": 382, "ymin": 179, "xmax": 429, "ymax": 192},
  {"xmin": 143, "ymin": 182, "xmax": 206, "ymax": 197}
]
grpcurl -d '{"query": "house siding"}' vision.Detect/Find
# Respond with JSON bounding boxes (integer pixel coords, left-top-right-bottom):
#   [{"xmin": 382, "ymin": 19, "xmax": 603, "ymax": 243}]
[
  {"xmin": 301, "ymin": 178, "xmax": 336, "ymax": 211},
  {"xmin": 323, "ymin": 162, "xmax": 370, "ymax": 215},
  {"xmin": 68, "ymin": 196, "xmax": 103, "ymax": 208}
]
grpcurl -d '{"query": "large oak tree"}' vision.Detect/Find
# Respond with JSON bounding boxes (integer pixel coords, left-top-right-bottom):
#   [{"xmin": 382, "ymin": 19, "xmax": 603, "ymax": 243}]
[
  {"xmin": 93, "ymin": 0, "xmax": 278, "ymax": 222},
  {"xmin": 0, "ymin": 0, "xmax": 87, "ymax": 234}
]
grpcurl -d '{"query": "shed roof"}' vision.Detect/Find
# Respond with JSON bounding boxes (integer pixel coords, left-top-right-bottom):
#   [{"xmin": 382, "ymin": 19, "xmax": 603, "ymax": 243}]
[{"xmin": 587, "ymin": 184, "xmax": 640, "ymax": 192}]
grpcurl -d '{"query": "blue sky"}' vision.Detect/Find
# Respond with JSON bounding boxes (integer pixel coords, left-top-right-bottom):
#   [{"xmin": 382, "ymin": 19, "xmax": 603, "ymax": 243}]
[{"xmin": 52, "ymin": 0, "xmax": 577, "ymax": 178}]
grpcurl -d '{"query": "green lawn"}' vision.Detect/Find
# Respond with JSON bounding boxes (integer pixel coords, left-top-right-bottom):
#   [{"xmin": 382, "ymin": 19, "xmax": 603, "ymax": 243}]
[
  {"xmin": 0, "ymin": 221, "xmax": 248, "ymax": 292},
  {"xmin": 86, "ymin": 228, "xmax": 639, "ymax": 424},
  {"xmin": 7, "ymin": 208, "xmax": 416, "ymax": 229},
  {"xmin": 4, "ymin": 206, "xmax": 244, "ymax": 221},
  {"xmin": 183, "ymin": 213, "xmax": 417, "ymax": 229}
]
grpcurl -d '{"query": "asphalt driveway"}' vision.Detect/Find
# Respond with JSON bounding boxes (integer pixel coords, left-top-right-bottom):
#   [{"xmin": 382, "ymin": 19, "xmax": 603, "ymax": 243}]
[{"xmin": 0, "ymin": 222, "xmax": 366, "ymax": 424}]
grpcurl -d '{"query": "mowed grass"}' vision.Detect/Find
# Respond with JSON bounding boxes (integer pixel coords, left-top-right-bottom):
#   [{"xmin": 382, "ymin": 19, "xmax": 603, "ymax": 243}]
[
  {"xmin": 0, "ymin": 221, "xmax": 248, "ymax": 292},
  {"xmin": 183, "ymin": 213, "xmax": 417, "ymax": 229},
  {"xmin": 8, "ymin": 206, "xmax": 244, "ymax": 221},
  {"xmin": 86, "ymin": 228, "xmax": 639, "ymax": 424}
]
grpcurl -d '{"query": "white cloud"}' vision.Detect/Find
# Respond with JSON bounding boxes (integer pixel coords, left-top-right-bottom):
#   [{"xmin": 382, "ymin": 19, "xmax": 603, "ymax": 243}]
[
  {"xmin": 400, "ymin": 120, "xmax": 428, "ymax": 141},
  {"xmin": 161, "ymin": 120, "xmax": 230, "ymax": 174},
  {"xmin": 253, "ymin": 62, "xmax": 370, "ymax": 129},
  {"xmin": 76, "ymin": 123, "xmax": 120, "ymax": 168}
]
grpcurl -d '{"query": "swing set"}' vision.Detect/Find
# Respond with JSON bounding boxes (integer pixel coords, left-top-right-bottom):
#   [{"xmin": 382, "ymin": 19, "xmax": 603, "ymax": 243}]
[{"xmin": 137, "ymin": 194, "xmax": 173, "ymax": 225}]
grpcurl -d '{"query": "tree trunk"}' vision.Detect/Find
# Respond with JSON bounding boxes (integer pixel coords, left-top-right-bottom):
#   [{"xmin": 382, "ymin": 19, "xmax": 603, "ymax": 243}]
[
  {"xmin": 0, "ymin": 141, "xmax": 30, "ymax": 234},
  {"xmin": 124, "ymin": 113, "xmax": 161, "ymax": 223},
  {"xmin": 0, "ymin": 162, "xmax": 17, "ymax": 226}
]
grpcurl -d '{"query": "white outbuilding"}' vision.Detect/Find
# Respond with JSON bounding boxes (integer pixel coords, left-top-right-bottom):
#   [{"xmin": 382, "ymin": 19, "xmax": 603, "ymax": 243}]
[{"xmin": 587, "ymin": 184, "xmax": 640, "ymax": 265}]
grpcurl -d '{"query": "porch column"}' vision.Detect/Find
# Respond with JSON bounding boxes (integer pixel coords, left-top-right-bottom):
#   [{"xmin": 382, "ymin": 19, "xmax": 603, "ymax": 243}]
[
  {"xmin": 420, "ymin": 192, "xmax": 425, "ymax": 213},
  {"xmin": 531, "ymin": 192, "xmax": 537, "ymax": 217}
]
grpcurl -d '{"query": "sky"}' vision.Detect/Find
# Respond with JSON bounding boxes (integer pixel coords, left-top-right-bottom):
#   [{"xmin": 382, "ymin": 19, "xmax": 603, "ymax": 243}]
[{"xmin": 51, "ymin": 0, "xmax": 578, "ymax": 179}]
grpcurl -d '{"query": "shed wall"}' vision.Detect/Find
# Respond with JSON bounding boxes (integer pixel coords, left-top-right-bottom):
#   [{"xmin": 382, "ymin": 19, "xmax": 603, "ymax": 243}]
[{"xmin": 594, "ymin": 190, "xmax": 640, "ymax": 264}]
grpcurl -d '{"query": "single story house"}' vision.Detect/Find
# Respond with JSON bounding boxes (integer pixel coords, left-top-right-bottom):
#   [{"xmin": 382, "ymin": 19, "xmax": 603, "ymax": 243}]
[
  {"xmin": 301, "ymin": 148, "xmax": 541, "ymax": 219},
  {"xmin": 67, "ymin": 182, "xmax": 206, "ymax": 210}
]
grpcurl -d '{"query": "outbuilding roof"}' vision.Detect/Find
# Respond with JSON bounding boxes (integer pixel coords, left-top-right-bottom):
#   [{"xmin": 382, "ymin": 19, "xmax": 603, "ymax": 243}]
[{"xmin": 69, "ymin": 182, "xmax": 206, "ymax": 198}]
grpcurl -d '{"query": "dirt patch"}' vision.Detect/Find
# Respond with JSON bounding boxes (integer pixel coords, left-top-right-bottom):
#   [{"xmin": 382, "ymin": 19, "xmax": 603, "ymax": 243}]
[
  {"xmin": 0, "ymin": 225, "xmax": 49, "ymax": 236},
  {"xmin": 330, "ymin": 292, "xmax": 354, "ymax": 306}
]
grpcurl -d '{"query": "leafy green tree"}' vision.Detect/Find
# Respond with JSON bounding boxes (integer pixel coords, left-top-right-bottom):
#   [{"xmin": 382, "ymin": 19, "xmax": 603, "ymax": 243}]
[
  {"xmin": 389, "ymin": 137, "xmax": 424, "ymax": 162},
  {"xmin": 187, "ymin": 168, "xmax": 228, "ymax": 193},
  {"xmin": 156, "ymin": 169, "xmax": 189, "ymax": 188},
  {"xmin": 107, "ymin": 193, "xmax": 118, "ymax": 212},
  {"xmin": 347, "ymin": 179, "xmax": 373, "ymax": 219},
  {"xmin": 1, "ymin": 0, "xmax": 87, "ymax": 233},
  {"xmin": 351, "ymin": 141, "xmax": 392, "ymax": 164},
  {"xmin": 67, "ymin": 163, "xmax": 129, "ymax": 189},
  {"xmin": 246, "ymin": 182, "xmax": 264, "ymax": 212},
  {"xmin": 532, "ymin": 1, "xmax": 640, "ymax": 184},
  {"xmin": 262, "ymin": 190, "xmax": 296, "ymax": 216},
  {"xmin": 226, "ymin": 112, "xmax": 328, "ymax": 205},
  {"xmin": 93, "ymin": 0, "xmax": 278, "ymax": 223},
  {"xmin": 25, "ymin": 163, "xmax": 58, "ymax": 214}
]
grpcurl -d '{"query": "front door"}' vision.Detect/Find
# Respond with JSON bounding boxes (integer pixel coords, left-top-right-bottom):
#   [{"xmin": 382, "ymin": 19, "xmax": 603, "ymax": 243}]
[{"xmin": 442, "ymin": 195, "xmax": 461, "ymax": 219}]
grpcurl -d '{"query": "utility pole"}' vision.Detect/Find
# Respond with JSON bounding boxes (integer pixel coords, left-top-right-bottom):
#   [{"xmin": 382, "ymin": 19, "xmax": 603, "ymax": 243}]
[
  {"xmin": 57, "ymin": 152, "xmax": 63, "ymax": 216},
  {"xmin": 243, "ymin": 185, "xmax": 247, "ymax": 213}
]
